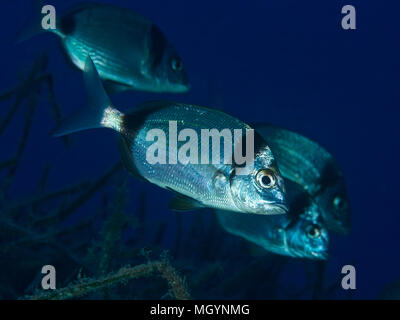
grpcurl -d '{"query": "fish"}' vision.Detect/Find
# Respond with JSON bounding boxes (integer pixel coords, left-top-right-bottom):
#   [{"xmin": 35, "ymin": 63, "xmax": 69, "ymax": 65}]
[
  {"xmin": 216, "ymin": 179, "xmax": 329, "ymax": 259},
  {"xmin": 53, "ymin": 57, "xmax": 288, "ymax": 215},
  {"xmin": 17, "ymin": 1, "xmax": 190, "ymax": 93},
  {"xmin": 380, "ymin": 280, "xmax": 400, "ymax": 300},
  {"xmin": 252, "ymin": 123, "xmax": 351, "ymax": 234}
]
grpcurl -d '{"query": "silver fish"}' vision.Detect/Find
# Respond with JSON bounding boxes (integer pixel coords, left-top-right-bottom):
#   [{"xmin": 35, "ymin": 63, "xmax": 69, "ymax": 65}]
[
  {"xmin": 253, "ymin": 124, "xmax": 351, "ymax": 234},
  {"xmin": 18, "ymin": 2, "xmax": 189, "ymax": 93},
  {"xmin": 216, "ymin": 180, "xmax": 329, "ymax": 260},
  {"xmin": 53, "ymin": 58, "xmax": 288, "ymax": 215}
]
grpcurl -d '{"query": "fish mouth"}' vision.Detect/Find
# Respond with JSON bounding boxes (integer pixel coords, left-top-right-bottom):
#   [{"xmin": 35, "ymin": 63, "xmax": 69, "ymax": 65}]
[
  {"xmin": 181, "ymin": 83, "xmax": 191, "ymax": 92},
  {"xmin": 275, "ymin": 203, "xmax": 289, "ymax": 213},
  {"xmin": 293, "ymin": 250, "xmax": 328, "ymax": 260},
  {"xmin": 328, "ymin": 221, "xmax": 351, "ymax": 235},
  {"xmin": 171, "ymin": 82, "xmax": 190, "ymax": 93},
  {"xmin": 266, "ymin": 203, "xmax": 289, "ymax": 215},
  {"xmin": 311, "ymin": 250, "xmax": 329, "ymax": 260}
]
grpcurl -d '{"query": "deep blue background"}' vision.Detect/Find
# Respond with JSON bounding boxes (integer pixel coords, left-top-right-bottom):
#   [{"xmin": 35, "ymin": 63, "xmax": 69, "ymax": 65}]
[{"xmin": 1, "ymin": 0, "xmax": 399, "ymax": 299}]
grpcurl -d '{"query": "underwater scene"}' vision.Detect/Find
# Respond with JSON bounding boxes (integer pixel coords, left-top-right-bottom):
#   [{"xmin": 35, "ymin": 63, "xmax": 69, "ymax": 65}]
[{"xmin": 0, "ymin": 0, "xmax": 399, "ymax": 300}]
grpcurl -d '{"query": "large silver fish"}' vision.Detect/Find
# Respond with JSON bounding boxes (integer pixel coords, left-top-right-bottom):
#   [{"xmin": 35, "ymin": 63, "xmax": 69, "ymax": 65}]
[
  {"xmin": 18, "ymin": 2, "xmax": 189, "ymax": 93},
  {"xmin": 216, "ymin": 180, "xmax": 329, "ymax": 259},
  {"xmin": 53, "ymin": 58, "xmax": 288, "ymax": 215},
  {"xmin": 253, "ymin": 124, "xmax": 351, "ymax": 234}
]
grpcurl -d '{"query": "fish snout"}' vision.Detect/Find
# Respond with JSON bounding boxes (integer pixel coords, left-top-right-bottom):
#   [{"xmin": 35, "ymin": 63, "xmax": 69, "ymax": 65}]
[
  {"xmin": 257, "ymin": 186, "xmax": 289, "ymax": 215},
  {"xmin": 271, "ymin": 187, "xmax": 289, "ymax": 213},
  {"xmin": 318, "ymin": 250, "xmax": 329, "ymax": 260}
]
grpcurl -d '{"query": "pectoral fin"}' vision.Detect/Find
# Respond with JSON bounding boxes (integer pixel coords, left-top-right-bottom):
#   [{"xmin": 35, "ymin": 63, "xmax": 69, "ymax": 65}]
[
  {"xmin": 246, "ymin": 242, "xmax": 268, "ymax": 257},
  {"xmin": 169, "ymin": 194, "xmax": 203, "ymax": 212}
]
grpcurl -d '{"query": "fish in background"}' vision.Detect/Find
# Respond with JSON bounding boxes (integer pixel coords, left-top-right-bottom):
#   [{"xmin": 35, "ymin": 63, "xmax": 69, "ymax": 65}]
[
  {"xmin": 379, "ymin": 279, "xmax": 400, "ymax": 300},
  {"xmin": 253, "ymin": 124, "xmax": 351, "ymax": 235},
  {"xmin": 216, "ymin": 180, "xmax": 329, "ymax": 260},
  {"xmin": 53, "ymin": 57, "xmax": 288, "ymax": 215},
  {"xmin": 17, "ymin": 1, "xmax": 190, "ymax": 93}
]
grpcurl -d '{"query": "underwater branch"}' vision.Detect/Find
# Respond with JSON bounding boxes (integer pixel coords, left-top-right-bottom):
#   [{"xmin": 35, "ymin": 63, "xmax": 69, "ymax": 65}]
[{"xmin": 24, "ymin": 253, "xmax": 191, "ymax": 300}]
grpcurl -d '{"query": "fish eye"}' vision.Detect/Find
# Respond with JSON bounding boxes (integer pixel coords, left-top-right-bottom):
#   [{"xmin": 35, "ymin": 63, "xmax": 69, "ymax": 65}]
[
  {"xmin": 306, "ymin": 224, "xmax": 321, "ymax": 239},
  {"xmin": 333, "ymin": 196, "xmax": 344, "ymax": 209},
  {"xmin": 170, "ymin": 58, "xmax": 183, "ymax": 72},
  {"xmin": 255, "ymin": 169, "xmax": 276, "ymax": 189}
]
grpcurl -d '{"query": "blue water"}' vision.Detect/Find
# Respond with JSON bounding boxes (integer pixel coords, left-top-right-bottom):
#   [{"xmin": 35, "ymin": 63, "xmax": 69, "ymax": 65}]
[{"xmin": 1, "ymin": 0, "xmax": 399, "ymax": 299}]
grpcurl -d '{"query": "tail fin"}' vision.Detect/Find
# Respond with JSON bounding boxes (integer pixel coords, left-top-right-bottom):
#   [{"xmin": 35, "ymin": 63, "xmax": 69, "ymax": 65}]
[
  {"xmin": 53, "ymin": 57, "xmax": 113, "ymax": 137},
  {"xmin": 15, "ymin": 0, "xmax": 48, "ymax": 43}
]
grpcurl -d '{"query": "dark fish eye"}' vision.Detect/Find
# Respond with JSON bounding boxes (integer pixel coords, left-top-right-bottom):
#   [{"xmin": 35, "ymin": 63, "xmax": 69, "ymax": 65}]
[
  {"xmin": 333, "ymin": 196, "xmax": 344, "ymax": 209},
  {"xmin": 255, "ymin": 169, "xmax": 276, "ymax": 189},
  {"xmin": 306, "ymin": 224, "xmax": 321, "ymax": 239},
  {"xmin": 171, "ymin": 58, "xmax": 183, "ymax": 72}
]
